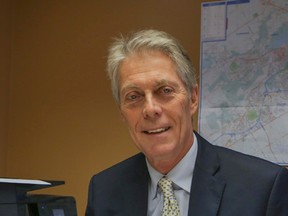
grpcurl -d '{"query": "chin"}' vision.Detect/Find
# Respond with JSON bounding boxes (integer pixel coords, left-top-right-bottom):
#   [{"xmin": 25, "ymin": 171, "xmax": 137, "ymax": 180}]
[{"xmin": 149, "ymin": 144, "xmax": 176, "ymax": 157}]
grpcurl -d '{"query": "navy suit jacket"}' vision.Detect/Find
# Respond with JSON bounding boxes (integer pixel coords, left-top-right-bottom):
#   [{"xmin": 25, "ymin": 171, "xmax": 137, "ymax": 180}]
[{"xmin": 86, "ymin": 132, "xmax": 288, "ymax": 216}]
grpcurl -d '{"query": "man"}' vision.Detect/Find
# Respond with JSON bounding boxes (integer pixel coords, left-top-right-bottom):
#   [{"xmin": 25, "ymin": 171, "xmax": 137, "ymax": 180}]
[{"xmin": 86, "ymin": 29, "xmax": 288, "ymax": 216}]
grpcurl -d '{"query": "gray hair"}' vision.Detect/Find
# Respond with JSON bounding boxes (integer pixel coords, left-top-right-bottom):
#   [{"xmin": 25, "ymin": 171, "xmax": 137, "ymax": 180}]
[{"xmin": 106, "ymin": 29, "xmax": 197, "ymax": 103}]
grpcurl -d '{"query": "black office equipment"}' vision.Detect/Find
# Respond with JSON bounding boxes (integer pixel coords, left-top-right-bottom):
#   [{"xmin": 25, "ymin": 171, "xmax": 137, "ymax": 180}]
[{"xmin": 0, "ymin": 178, "xmax": 77, "ymax": 216}]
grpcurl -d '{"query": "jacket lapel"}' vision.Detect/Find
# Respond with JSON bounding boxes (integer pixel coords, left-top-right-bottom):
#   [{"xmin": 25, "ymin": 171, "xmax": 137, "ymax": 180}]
[{"xmin": 188, "ymin": 133, "xmax": 226, "ymax": 216}]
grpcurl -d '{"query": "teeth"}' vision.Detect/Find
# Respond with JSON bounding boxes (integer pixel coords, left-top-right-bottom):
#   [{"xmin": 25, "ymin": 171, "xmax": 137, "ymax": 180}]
[{"xmin": 145, "ymin": 127, "xmax": 169, "ymax": 134}]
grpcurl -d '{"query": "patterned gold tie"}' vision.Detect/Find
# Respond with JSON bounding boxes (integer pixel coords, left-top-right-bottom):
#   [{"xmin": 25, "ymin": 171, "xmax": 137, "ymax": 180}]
[{"xmin": 158, "ymin": 176, "xmax": 181, "ymax": 216}]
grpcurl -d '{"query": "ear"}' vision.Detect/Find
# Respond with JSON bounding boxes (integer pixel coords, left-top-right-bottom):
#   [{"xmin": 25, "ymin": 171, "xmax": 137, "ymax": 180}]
[{"xmin": 190, "ymin": 84, "xmax": 199, "ymax": 115}]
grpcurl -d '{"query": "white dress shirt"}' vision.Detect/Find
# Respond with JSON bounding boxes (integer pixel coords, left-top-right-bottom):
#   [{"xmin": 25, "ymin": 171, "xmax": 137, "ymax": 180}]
[{"xmin": 146, "ymin": 133, "xmax": 198, "ymax": 216}]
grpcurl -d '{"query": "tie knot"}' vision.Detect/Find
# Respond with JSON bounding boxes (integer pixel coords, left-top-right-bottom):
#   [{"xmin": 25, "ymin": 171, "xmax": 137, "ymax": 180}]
[{"xmin": 158, "ymin": 176, "xmax": 174, "ymax": 197}]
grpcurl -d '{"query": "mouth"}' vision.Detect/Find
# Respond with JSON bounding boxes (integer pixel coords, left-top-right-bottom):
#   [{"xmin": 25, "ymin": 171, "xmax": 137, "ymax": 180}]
[{"xmin": 143, "ymin": 127, "xmax": 171, "ymax": 134}]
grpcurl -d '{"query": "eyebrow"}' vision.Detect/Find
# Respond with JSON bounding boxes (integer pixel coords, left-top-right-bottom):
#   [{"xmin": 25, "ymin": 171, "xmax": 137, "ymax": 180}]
[
  {"xmin": 155, "ymin": 79, "xmax": 180, "ymax": 89},
  {"xmin": 120, "ymin": 84, "xmax": 139, "ymax": 95},
  {"xmin": 120, "ymin": 79, "xmax": 180, "ymax": 95}
]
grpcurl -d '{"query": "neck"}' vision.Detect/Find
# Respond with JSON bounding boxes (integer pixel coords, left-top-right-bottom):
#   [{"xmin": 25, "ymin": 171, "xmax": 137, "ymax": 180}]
[{"xmin": 148, "ymin": 142, "xmax": 193, "ymax": 175}]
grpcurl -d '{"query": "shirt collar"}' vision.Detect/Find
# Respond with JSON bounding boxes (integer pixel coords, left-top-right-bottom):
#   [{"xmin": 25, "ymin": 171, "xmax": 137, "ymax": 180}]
[{"xmin": 146, "ymin": 132, "xmax": 198, "ymax": 199}]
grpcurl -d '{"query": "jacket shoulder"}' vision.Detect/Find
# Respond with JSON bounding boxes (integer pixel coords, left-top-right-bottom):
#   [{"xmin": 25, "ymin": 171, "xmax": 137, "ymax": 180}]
[
  {"xmin": 90, "ymin": 153, "xmax": 147, "ymax": 184},
  {"xmin": 195, "ymin": 132, "xmax": 284, "ymax": 176}
]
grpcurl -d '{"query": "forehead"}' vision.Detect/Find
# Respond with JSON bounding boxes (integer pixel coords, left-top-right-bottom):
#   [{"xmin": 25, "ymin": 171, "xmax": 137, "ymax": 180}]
[{"xmin": 118, "ymin": 50, "xmax": 181, "ymax": 87}]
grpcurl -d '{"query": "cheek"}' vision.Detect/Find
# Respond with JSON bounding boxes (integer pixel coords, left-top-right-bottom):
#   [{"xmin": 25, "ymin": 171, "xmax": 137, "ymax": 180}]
[
  {"xmin": 175, "ymin": 98, "xmax": 192, "ymax": 116},
  {"xmin": 121, "ymin": 110, "xmax": 140, "ymax": 129},
  {"xmin": 177, "ymin": 100, "xmax": 194, "ymax": 128}
]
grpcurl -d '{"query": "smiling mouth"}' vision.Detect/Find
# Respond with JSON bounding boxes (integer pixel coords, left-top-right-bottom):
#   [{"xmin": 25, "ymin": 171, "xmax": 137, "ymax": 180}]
[{"xmin": 143, "ymin": 127, "xmax": 170, "ymax": 134}]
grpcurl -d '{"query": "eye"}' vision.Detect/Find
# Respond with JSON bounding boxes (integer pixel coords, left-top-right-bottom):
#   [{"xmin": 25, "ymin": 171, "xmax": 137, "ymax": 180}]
[
  {"xmin": 128, "ymin": 94, "xmax": 138, "ymax": 100},
  {"xmin": 161, "ymin": 87, "xmax": 173, "ymax": 94},
  {"xmin": 125, "ymin": 92, "xmax": 141, "ymax": 101}
]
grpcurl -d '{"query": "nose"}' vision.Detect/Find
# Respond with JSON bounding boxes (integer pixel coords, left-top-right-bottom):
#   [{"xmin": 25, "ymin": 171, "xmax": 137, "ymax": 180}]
[{"xmin": 142, "ymin": 95, "xmax": 162, "ymax": 119}]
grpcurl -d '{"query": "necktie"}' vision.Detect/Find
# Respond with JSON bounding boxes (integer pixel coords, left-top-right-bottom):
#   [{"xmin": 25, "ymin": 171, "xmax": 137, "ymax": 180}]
[{"xmin": 158, "ymin": 176, "xmax": 181, "ymax": 216}]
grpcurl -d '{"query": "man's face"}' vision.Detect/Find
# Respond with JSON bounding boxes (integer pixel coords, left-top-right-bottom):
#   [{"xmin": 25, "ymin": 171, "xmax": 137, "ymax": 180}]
[{"xmin": 118, "ymin": 50, "xmax": 198, "ymax": 166}]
